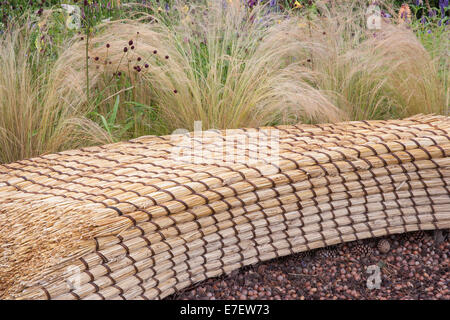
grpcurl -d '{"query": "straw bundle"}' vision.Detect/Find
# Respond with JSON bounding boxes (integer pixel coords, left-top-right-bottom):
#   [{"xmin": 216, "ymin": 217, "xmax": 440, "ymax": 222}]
[{"xmin": 0, "ymin": 114, "xmax": 449, "ymax": 300}]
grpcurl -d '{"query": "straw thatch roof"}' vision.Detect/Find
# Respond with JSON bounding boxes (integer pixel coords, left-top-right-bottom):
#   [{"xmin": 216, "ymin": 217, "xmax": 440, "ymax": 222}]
[{"xmin": 0, "ymin": 114, "xmax": 448, "ymax": 299}]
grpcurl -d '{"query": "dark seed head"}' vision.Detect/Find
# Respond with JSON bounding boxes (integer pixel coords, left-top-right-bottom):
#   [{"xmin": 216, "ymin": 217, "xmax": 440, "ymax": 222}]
[
  {"xmin": 153, "ymin": 50, "xmax": 157, "ymax": 54},
  {"xmin": 123, "ymin": 47, "xmax": 128, "ymax": 52},
  {"xmin": 165, "ymin": 55, "xmax": 169, "ymax": 59},
  {"xmin": 128, "ymin": 40, "xmax": 133, "ymax": 46},
  {"xmin": 106, "ymin": 43, "xmax": 110, "ymax": 48},
  {"xmin": 173, "ymin": 89, "xmax": 178, "ymax": 94},
  {"xmin": 137, "ymin": 57, "xmax": 141, "ymax": 61},
  {"xmin": 145, "ymin": 64, "xmax": 149, "ymax": 68},
  {"xmin": 131, "ymin": 45, "xmax": 135, "ymax": 50},
  {"xmin": 117, "ymin": 71, "xmax": 122, "ymax": 76},
  {"xmin": 94, "ymin": 57, "xmax": 99, "ymax": 61}
]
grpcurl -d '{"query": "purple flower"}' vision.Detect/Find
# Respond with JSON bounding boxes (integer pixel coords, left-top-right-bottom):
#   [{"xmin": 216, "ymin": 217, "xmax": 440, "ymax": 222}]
[
  {"xmin": 440, "ymin": 0, "xmax": 449, "ymax": 18},
  {"xmin": 421, "ymin": 16, "xmax": 426, "ymax": 24},
  {"xmin": 269, "ymin": 0, "xmax": 277, "ymax": 7},
  {"xmin": 247, "ymin": 0, "xmax": 257, "ymax": 8},
  {"xmin": 415, "ymin": 0, "xmax": 423, "ymax": 5},
  {"xmin": 427, "ymin": 29, "xmax": 432, "ymax": 34}
]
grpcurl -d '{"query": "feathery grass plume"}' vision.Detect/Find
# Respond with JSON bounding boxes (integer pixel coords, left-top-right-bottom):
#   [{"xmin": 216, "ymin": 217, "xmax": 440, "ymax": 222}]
[
  {"xmin": 282, "ymin": 0, "xmax": 448, "ymax": 120},
  {"xmin": 346, "ymin": 24, "xmax": 447, "ymax": 118},
  {"xmin": 2, "ymin": 0, "xmax": 446, "ymax": 160},
  {"xmin": 0, "ymin": 22, "xmax": 112, "ymax": 164},
  {"xmin": 83, "ymin": 0, "xmax": 447, "ymax": 133},
  {"xmin": 77, "ymin": 0, "xmax": 342, "ymax": 133}
]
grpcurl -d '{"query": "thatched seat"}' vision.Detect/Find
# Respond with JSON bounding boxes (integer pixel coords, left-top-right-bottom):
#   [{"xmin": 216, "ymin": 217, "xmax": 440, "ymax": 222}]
[{"xmin": 0, "ymin": 114, "xmax": 448, "ymax": 299}]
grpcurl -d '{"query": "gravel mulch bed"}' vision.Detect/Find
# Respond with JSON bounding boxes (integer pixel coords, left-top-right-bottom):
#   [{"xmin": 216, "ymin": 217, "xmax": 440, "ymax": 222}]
[{"xmin": 166, "ymin": 230, "xmax": 449, "ymax": 300}]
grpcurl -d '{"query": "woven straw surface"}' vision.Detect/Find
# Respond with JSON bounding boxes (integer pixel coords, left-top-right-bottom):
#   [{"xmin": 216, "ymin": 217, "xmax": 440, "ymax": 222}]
[{"xmin": 0, "ymin": 114, "xmax": 449, "ymax": 300}]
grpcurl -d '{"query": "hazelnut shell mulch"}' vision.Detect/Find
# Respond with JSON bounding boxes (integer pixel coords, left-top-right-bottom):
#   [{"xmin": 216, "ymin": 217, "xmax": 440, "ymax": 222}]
[{"xmin": 168, "ymin": 231, "xmax": 449, "ymax": 300}]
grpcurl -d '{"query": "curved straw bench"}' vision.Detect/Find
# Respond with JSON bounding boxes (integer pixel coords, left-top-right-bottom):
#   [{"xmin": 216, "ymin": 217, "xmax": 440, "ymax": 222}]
[{"xmin": 0, "ymin": 114, "xmax": 449, "ymax": 300}]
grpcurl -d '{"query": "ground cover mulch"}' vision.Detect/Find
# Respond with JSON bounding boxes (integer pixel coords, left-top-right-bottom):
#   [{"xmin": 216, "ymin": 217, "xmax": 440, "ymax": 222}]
[{"xmin": 167, "ymin": 230, "xmax": 449, "ymax": 300}]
